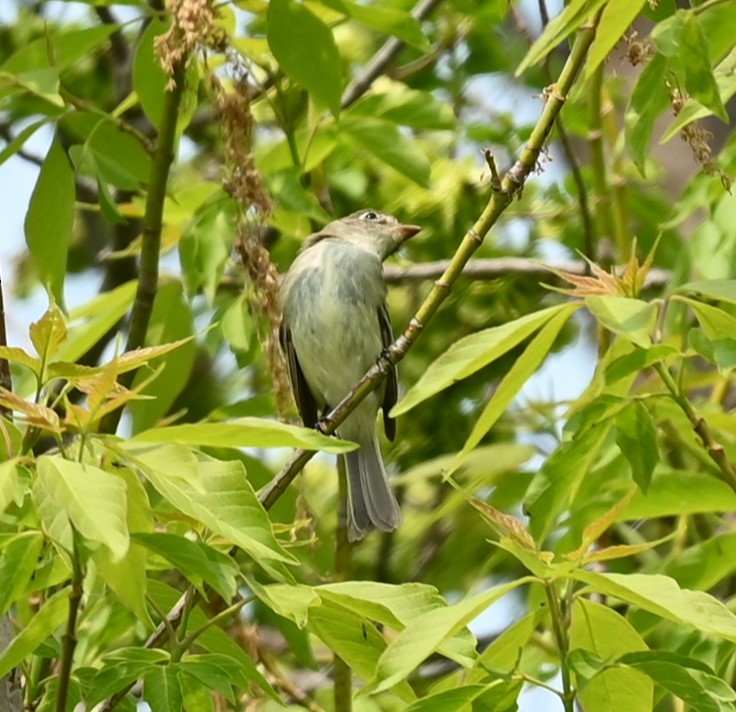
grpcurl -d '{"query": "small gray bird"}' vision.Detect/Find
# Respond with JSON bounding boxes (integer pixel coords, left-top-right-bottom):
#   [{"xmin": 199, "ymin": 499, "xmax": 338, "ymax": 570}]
[{"xmin": 279, "ymin": 210, "xmax": 421, "ymax": 541}]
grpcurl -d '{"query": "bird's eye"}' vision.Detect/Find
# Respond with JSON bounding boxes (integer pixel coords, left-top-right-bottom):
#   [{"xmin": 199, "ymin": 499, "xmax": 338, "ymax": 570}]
[{"xmin": 360, "ymin": 211, "xmax": 378, "ymax": 221}]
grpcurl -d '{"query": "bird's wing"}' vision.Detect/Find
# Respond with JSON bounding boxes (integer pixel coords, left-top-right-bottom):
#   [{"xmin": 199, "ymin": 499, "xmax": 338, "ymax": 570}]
[
  {"xmin": 279, "ymin": 320, "xmax": 319, "ymax": 428},
  {"xmin": 377, "ymin": 303, "xmax": 398, "ymax": 442}
]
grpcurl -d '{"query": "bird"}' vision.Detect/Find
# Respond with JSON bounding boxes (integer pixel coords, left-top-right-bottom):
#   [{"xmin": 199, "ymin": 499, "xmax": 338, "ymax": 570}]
[{"xmin": 279, "ymin": 209, "xmax": 421, "ymax": 541}]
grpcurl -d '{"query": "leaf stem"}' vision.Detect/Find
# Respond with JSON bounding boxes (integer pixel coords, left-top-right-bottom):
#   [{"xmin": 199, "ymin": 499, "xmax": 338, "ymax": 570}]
[{"xmin": 544, "ymin": 581, "xmax": 575, "ymax": 712}]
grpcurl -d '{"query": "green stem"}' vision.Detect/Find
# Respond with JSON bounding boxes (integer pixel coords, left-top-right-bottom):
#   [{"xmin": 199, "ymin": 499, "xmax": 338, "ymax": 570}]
[
  {"xmin": 654, "ymin": 363, "xmax": 736, "ymax": 492},
  {"xmin": 173, "ymin": 596, "xmax": 253, "ymax": 660},
  {"xmin": 56, "ymin": 537, "xmax": 84, "ymax": 712},
  {"xmin": 545, "ymin": 581, "xmax": 575, "ymax": 712}
]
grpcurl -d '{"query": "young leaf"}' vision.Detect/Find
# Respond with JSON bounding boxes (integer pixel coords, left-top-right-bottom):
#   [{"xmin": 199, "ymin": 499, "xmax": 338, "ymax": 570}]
[
  {"xmin": 450, "ymin": 306, "xmax": 576, "ymax": 472},
  {"xmin": 0, "ymin": 587, "xmax": 69, "ymax": 678},
  {"xmin": 143, "ymin": 666, "xmax": 184, "ymax": 712},
  {"xmin": 24, "ymin": 140, "xmax": 75, "ymax": 306},
  {"xmin": 574, "ymin": 571, "xmax": 736, "ymax": 642},
  {"xmin": 516, "ymin": 0, "xmax": 608, "ymax": 75},
  {"xmin": 0, "ymin": 531, "xmax": 44, "ymax": 617},
  {"xmin": 267, "ymin": 0, "xmax": 342, "ymax": 116},
  {"xmin": 29, "ymin": 303, "xmax": 67, "ymax": 366},
  {"xmin": 371, "ymin": 578, "xmax": 533, "ymax": 694},
  {"xmin": 133, "ymin": 532, "xmax": 239, "ymax": 601},
  {"xmin": 525, "ymin": 421, "xmax": 612, "ymax": 541},
  {"xmin": 393, "ymin": 304, "xmax": 577, "ymax": 416},
  {"xmin": 585, "ymin": 0, "xmax": 647, "ymax": 80},
  {"xmin": 570, "ymin": 598, "xmax": 652, "ymax": 712},
  {"xmin": 37, "ymin": 456, "xmax": 130, "ymax": 561},
  {"xmin": 615, "ymin": 401, "xmax": 658, "ymax": 492},
  {"xmin": 132, "ymin": 418, "xmax": 358, "ymax": 454},
  {"xmin": 586, "ymin": 296, "xmax": 657, "ymax": 348},
  {"xmin": 619, "ymin": 651, "xmax": 736, "ymax": 712},
  {"xmin": 341, "ymin": 116, "xmax": 432, "ymax": 187},
  {"xmin": 625, "ymin": 53, "xmax": 670, "ymax": 176}
]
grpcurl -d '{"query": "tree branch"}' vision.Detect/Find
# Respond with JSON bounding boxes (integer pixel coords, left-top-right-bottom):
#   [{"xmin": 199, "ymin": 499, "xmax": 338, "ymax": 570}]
[
  {"xmin": 101, "ymin": 64, "xmax": 186, "ymax": 434},
  {"xmin": 340, "ymin": 0, "xmax": 444, "ymax": 109},
  {"xmin": 383, "ymin": 257, "xmax": 670, "ymax": 287}
]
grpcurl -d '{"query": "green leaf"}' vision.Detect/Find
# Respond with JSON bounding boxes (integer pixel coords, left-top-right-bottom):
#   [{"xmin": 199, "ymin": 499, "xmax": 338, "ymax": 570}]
[
  {"xmin": 605, "ymin": 344, "xmax": 679, "ymax": 383},
  {"xmin": 320, "ymin": 0, "xmax": 429, "ymax": 51},
  {"xmin": 143, "ymin": 666, "xmax": 183, "ymax": 712},
  {"xmin": 371, "ymin": 578, "xmax": 533, "ymax": 693},
  {"xmin": 24, "ymin": 139, "xmax": 75, "ymax": 305},
  {"xmin": 318, "ymin": 581, "xmax": 475, "ymax": 667},
  {"xmin": 267, "ymin": 0, "xmax": 342, "ymax": 116},
  {"xmin": 586, "ymin": 296, "xmax": 657, "ymax": 348},
  {"xmin": 178, "ymin": 653, "xmax": 261, "ymax": 701},
  {"xmin": 394, "ymin": 305, "xmax": 575, "ymax": 416},
  {"xmin": 525, "ymin": 420, "xmax": 613, "ymax": 541},
  {"xmin": 309, "ymin": 601, "xmax": 416, "ymax": 701},
  {"xmin": 52, "ymin": 280, "xmax": 137, "ymax": 365},
  {"xmin": 132, "ymin": 417, "xmax": 358, "ymax": 453},
  {"xmin": 516, "ymin": 0, "xmax": 608, "ymax": 75},
  {"xmin": 652, "ymin": 10, "xmax": 728, "ymax": 123},
  {"xmin": 341, "ymin": 116, "xmax": 432, "ymax": 186},
  {"xmin": 348, "ymin": 89, "xmax": 456, "ymax": 130},
  {"xmin": 0, "ymin": 116, "xmax": 52, "ymax": 167},
  {"xmin": 1, "ymin": 25, "xmax": 118, "ymax": 74},
  {"xmin": 30, "ymin": 302, "xmax": 67, "ymax": 366},
  {"xmin": 0, "ymin": 459, "xmax": 20, "ymax": 515},
  {"xmin": 624, "ymin": 469, "xmax": 736, "ymax": 519},
  {"xmin": 678, "ymin": 279, "xmax": 736, "ymax": 306},
  {"xmin": 619, "ymin": 651, "xmax": 736, "ymax": 712},
  {"xmin": 663, "ymin": 533, "xmax": 736, "ymax": 591},
  {"xmin": 0, "ymin": 587, "xmax": 69, "ymax": 677},
  {"xmin": 93, "ymin": 467, "xmax": 153, "ymax": 627},
  {"xmin": 179, "ymin": 191, "xmax": 240, "ymax": 303},
  {"xmin": 133, "ymin": 19, "xmax": 170, "ymax": 129},
  {"xmin": 133, "ymin": 532, "xmax": 238, "ymax": 601},
  {"xmin": 625, "ymin": 53, "xmax": 670, "ymax": 176},
  {"xmin": 221, "ymin": 297, "xmax": 254, "ymax": 352},
  {"xmin": 62, "ymin": 112, "xmax": 151, "ymax": 189},
  {"xmin": 122, "ymin": 446, "xmax": 297, "ymax": 576},
  {"xmin": 585, "ymin": 0, "xmax": 647, "ymax": 79},
  {"xmin": 37, "ymin": 456, "xmax": 129, "ymax": 561},
  {"xmin": 574, "ymin": 571, "xmax": 736, "ymax": 642},
  {"xmin": 88, "ymin": 649, "xmax": 170, "ymax": 706},
  {"xmin": 0, "ymin": 531, "xmax": 44, "ymax": 617},
  {"xmin": 129, "ymin": 281, "xmax": 196, "ymax": 434},
  {"xmin": 450, "ymin": 305, "xmax": 576, "ymax": 473},
  {"xmin": 615, "ymin": 401, "xmax": 658, "ymax": 492}
]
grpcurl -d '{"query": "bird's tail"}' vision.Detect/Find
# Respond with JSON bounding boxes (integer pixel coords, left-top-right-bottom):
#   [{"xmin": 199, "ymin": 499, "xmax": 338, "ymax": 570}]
[{"xmin": 344, "ymin": 434, "xmax": 401, "ymax": 542}]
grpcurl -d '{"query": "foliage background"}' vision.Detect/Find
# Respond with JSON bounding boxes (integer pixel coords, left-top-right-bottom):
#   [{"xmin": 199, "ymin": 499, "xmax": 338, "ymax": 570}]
[{"xmin": 1, "ymin": 0, "xmax": 736, "ymax": 710}]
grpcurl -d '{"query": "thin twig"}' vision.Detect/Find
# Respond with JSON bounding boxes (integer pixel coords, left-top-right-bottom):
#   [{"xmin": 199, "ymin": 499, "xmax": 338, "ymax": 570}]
[
  {"xmin": 333, "ymin": 459, "xmax": 352, "ymax": 711},
  {"xmin": 383, "ymin": 257, "xmax": 670, "ymax": 286},
  {"xmin": 340, "ymin": 0, "xmax": 444, "ymax": 109}
]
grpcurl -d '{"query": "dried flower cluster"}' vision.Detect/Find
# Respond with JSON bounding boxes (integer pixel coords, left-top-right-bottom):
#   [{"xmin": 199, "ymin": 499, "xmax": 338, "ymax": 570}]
[
  {"xmin": 210, "ymin": 75, "xmax": 290, "ymax": 415},
  {"xmin": 626, "ymin": 31, "xmax": 654, "ymax": 67},
  {"xmin": 155, "ymin": 0, "xmax": 227, "ymax": 84},
  {"xmin": 668, "ymin": 85, "xmax": 731, "ymax": 191}
]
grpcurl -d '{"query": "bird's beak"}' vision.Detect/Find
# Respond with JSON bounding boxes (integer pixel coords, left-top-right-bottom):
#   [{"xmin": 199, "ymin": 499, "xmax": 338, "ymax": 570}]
[{"xmin": 395, "ymin": 224, "xmax": 422, "ymax": 242}]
